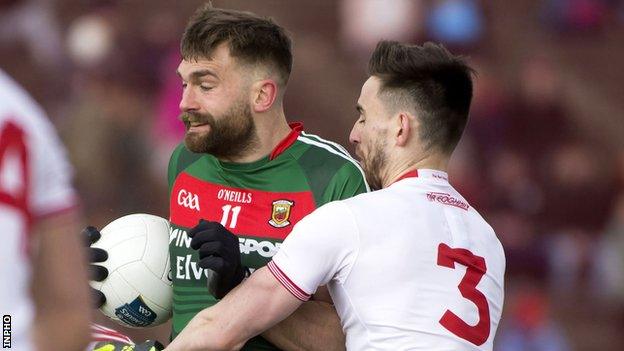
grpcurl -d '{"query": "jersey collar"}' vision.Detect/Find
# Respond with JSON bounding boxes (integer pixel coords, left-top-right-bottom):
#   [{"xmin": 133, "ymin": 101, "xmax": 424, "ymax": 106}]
[
  {"xmin": 391, "ymin": 169, "xmax": 449, "ymax": 185},
  {"xmin": 269, "ymin": 122, "xmax": 303, "ymax": 160},
  {"xmin": 394, "ymin": 170, "xmax": 419, "ymax": 183}
]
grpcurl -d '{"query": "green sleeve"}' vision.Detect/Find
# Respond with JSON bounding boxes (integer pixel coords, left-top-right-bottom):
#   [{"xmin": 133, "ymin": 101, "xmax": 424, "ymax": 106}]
[{"xmin": 321, "ymin": 162, "xmax": 368, "ymax": 203}]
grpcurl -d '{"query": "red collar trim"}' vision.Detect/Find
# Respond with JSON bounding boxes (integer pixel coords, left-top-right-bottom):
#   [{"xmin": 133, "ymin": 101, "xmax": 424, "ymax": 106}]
[
  {"xmin": 391, "ymin": 169, "xmax": 450, "ymax": 186},
  {"xmin": 269, "ymin": 122, "xmax": 303, "ymax": 160},
  {"xmin": 392, "ymin": 170, "xmax": 419, "ymax": 185}
]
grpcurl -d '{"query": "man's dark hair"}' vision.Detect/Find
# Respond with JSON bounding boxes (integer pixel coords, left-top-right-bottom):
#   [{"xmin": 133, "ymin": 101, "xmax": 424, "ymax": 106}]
[
  {"xmin": 368, "ymin": 40, "xmax": 475, "ymax": 154},
  {"xmin": 181, "ymin": 4, "xmax": 292, "ymax": 87}
]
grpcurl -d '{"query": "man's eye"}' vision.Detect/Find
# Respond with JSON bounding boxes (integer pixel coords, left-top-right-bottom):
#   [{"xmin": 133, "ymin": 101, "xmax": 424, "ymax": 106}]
[
  {"xmin": 200, "ymin": 85, "xmax": 213, "ymax": 92},
  {"xmin": 181, "ymin": 83, "xmax": 187, "ymax": 89},
  {"xmin": 358, "ymin": 119, "xmax": 365, "ymax": 124}
]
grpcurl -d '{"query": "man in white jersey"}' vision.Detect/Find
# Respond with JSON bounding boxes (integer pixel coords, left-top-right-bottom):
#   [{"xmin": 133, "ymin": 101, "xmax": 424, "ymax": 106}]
[
  {"xmin": 166, "ymin": 40, "xmax": 505, "ymax": 351},
  {"xmin": 0, "ymin": 69, "xmax": 91, "ymax": 350}
]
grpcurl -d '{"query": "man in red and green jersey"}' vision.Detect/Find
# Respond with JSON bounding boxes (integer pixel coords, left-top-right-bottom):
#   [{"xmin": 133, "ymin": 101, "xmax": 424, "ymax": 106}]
[
  {"xmin": 168, "ymin": 124, "xmax": 367, "ymax": 349},
  {"xmin": 168, "ymin": 5, "xmax": 368, "ymax": 351}
]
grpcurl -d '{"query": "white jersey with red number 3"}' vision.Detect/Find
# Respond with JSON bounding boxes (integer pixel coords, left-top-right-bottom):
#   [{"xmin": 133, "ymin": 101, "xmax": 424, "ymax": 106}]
[
  {"xmin": 269, "ymin": 169, "xmax": 505, "ymax": 350},
  {"xmin": 0, "ymin": 69, "xmax": 77, "ymax": 351}
]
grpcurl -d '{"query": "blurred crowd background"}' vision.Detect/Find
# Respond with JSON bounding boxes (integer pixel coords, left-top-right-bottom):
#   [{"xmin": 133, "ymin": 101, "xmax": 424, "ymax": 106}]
[{"xmin": 2, "ymin": 0, "xmax": 624, "ymax": 350}]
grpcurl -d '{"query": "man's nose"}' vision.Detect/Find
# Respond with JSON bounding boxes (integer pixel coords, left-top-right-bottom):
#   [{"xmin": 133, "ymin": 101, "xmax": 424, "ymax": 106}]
[
  {"xmin": 179, "ymin": 87, "xmax": 199, "ymax": 112},
  {"xmin": 349, "ymin": 125, "xmax": 360, "ymax": 145}
]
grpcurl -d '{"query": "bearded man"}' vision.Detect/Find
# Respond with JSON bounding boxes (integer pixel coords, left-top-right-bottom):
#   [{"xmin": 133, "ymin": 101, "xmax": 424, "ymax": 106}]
[{"xmin": 88, "ymin": 4, "xmax": 368, "ymax": 351}]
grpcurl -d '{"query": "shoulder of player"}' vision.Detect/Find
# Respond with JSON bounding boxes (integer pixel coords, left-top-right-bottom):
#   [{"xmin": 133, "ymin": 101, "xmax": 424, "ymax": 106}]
[
  {"xmin": 301, "ymin": 199, "xmax": 357, "ymax": 228},
  {"xmin": 291, "ymin": 132, "xmax": 366, "ymax": 179},
  {"xmin": 169, "ymin": 142, "xmax": 188, "ymax": 160},
  {"xmin": 169, "ymin": 142, "xmax": 205, "ymax": 164},
  {"xmin": 0, "ymin": 71, "xmax": 47, "ymax": 123},
  {"xmin": 340, "ymin": 187, "xmax": 389, "ymax": 207},
  {"xmin": 338, "ymin": 184, "xmax": 432, "ymax": 214},
  {"xmin": 0, "ymin": 72, "xmax": 56, "ymax": 141},
  {"xmin": 294, "ymin": 131, "xmax": 352, "ymax": 158},
  {"xmin": 167, "ymin": 142, "xmax": 208, "ymax": 182}
]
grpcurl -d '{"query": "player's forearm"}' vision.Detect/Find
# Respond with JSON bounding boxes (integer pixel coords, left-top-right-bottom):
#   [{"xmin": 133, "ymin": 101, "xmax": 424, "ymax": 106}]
[
  {"xmin": 262, "ymin": 300, "xmax": 346, "ymax": 351},
  {"xmin": 166, "ymin": 308, "xmax": 245, "ymax": 351},
  {"xmin": 168, "ymin": 268, "xmax": 304, "ymax": 351},
  {"xmin": 32, "ymin": 211, "xmax": 91, "ymax": 350}
]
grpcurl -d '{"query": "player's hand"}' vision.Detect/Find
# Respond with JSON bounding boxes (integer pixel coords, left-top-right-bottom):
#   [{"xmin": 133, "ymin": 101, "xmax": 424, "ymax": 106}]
[
  {"xmin": 84, "ymin": 226, "xmax": 108, "ymax": 308},
  {"xmin": 93, "ymin": 340, "xmax": 164, "ymax": 351},
  {"xmin": 188, "ymin": 219, "xmax": 246, "ymax": 299}
]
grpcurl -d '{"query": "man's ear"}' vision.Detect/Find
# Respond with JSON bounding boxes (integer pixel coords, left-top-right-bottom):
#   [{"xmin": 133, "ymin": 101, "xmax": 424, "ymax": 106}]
[
  {"xmin": 395, "ymin": 112, "xmax": 413, "ymax": 147},
  {"xmin": 252, "ymin": 79, "xmax": 278, "ymax": 113}
]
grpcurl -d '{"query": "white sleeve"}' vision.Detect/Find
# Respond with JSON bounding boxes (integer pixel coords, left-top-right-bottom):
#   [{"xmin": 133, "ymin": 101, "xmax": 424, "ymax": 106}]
[
  {"xmin": 268, "ymin": 201, "xmax": 358, "ymax": 301},
  {"xmin": 29, "ymin": 115, "xmax": 77, "ymax": 218}
]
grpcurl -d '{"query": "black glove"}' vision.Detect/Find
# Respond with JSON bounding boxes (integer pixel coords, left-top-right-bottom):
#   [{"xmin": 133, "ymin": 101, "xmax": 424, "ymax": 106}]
[
  {"xmin": 84, "ymin": 226, "xmax": 108, "ymax": 308},
  {"xmin": 189, "ymin": 219, "xmax": 246, "ymax": 299},
  {"xmin": 93, "ymin": 340, "xmax": 164, "ymax": 351}
]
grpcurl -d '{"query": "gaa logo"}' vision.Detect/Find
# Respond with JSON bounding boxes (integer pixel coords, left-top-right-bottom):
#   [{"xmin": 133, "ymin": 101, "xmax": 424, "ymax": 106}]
[
  {"xmin": 177, "ymin": 189, "xmax": 200, "ymax": 211},
  {"xmin": 138, "ymin": 305, "xmax": 152, "ymax": 317}
]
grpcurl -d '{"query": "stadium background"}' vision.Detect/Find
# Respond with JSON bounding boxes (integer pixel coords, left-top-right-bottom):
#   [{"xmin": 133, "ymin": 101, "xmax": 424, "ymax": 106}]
[{"xmin": 2, "ymin": 0, "xmax": 624, "ymax": 350}]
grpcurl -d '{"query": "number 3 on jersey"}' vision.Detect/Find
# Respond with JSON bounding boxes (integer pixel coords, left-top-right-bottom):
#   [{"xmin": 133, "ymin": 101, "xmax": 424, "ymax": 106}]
[{"xmin": 437, "ymin": 243, "xmax": 490, "ymax": 346}]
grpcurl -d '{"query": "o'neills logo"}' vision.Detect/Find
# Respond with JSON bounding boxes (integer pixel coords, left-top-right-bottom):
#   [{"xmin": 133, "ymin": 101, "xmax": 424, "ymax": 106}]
[
  {"xmin": 217, "ymin": 189, "xmax": 252, "ymax": 204},
  {"xmin": 426, "ymin": 192, "xmax": 469, "ymax": 210},
  {"xmin": 177, "ymin": 189, "xmax": 200, "ymax": 211}
]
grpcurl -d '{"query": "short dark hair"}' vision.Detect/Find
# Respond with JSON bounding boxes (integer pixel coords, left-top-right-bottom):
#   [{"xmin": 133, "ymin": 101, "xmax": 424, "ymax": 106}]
[
  {"xmin": 181, "ymin": 4, "xmax": 292, "ymax": 87},
  {"xmin": 368, "ymin": 40, "xmax": 474, "ymax": 154}
]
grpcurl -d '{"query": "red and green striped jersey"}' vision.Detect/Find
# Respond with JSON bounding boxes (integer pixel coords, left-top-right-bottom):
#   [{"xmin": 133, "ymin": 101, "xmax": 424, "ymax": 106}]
[{"xmin": 167, "ymin": 123, "xmax": 368, "ymax": 350}]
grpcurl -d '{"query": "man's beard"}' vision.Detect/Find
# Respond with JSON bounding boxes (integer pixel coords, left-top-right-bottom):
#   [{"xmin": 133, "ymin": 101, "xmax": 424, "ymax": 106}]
[
  {"xmin": 180, "ymin": 101, "xmax": 258, "ymax": 159},
  {"xmin": 360, "ymin": 139, "xmax": 388, "ymax": 191}
]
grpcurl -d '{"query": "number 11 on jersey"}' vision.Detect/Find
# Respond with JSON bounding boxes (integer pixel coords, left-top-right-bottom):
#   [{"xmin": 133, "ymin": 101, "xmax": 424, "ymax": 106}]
[{"xmin": 220, "ymin": 205, "xmax": 241, "ymax": 229}]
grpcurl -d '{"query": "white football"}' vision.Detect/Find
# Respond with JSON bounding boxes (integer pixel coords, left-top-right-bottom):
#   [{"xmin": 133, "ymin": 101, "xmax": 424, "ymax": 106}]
[{"xmin": 90, "ymin": 213, "xmax": 172, "ymax": 328}]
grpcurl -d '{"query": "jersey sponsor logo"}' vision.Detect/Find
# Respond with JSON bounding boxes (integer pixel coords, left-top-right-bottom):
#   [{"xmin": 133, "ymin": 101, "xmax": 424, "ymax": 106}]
[
  {"xmin": 169, "ymin": 227, "xmax": 191, "ymax": 248},
  {"xmin": 175, "ymin": 254, "xmax": 212, "ymax": 280},
  {"xmin": 239, "ymin": 237, "xmax": 282, "ymax": 258},
  {"xmin": 268, "ymin": 200, "xmax": 294, "ymax": 228},
  {"xmin": 426, "ymin": 192, "xmax": 469, "ymax": 210},
  {"xmin": 177, "ymin": 189, "xmax": 200, "ymax": 211},
  {"xmin": 172, "ymin": 239, "xmax": 280, "ymax": 281}
]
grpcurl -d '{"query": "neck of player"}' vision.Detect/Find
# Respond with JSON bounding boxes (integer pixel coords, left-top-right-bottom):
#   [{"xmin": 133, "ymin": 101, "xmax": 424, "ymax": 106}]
[
  {"xmin": 382, "ymin": 152, "xmax": 449, "ymax": 188},
  {"xmin": 220, "ymin": 108, "xmax": 292, "ymax": 164}
]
